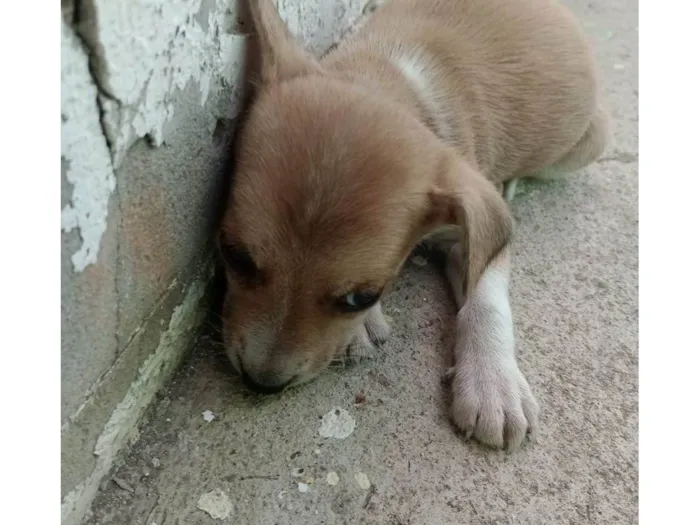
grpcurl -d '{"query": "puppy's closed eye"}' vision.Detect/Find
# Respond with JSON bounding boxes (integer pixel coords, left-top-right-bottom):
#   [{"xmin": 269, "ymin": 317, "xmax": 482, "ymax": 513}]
[{"xmin": 218, "ymin": 240, "xmax": 265, "ymax": 286}]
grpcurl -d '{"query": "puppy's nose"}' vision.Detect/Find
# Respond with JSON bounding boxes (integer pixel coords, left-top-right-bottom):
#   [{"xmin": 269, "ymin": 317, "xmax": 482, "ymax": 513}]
[{"xmin": 240, "ymin": 368, "xmax": 291, "ymax": 395}]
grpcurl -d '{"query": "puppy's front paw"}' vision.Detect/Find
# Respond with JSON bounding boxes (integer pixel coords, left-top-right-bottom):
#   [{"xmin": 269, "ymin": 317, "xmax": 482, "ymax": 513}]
[
  {"xmin": 343, "ymin": 322, "xmax": 378, "ymax": 361},
  {"xmin": 364, "ymin": 303, "xmax": 391, "ymax": 346},
  {"xmin": 339, "ymin": 303, "xmax": 390, "ymax": 362},
  {"xmin": 450, "ymin": 359, "xmax": 539, "ymax": 452}
]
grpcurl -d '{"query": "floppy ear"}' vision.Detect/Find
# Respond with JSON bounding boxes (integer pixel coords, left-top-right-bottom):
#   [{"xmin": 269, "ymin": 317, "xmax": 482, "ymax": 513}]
[
  {"xmin": 428, "ymin": 158, "xmax": 513, "ymax": 302},
  {"xmin": 248, "ymin": 0, "xmax": 323, "ymax": 84}
]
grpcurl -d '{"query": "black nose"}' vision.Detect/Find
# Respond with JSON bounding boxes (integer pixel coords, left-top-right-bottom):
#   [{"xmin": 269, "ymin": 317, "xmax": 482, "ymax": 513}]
[{"xmin": 240, "ymin": 369, "xmax": 290, "ymax": 395}]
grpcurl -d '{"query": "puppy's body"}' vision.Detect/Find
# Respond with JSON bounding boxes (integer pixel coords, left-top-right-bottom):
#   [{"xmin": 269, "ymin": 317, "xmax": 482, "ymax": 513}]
[
  {"xmin": 219, "ymin": 0, "xmax": 609, "ymax": 450},
  {"xmin": 324, "ymin": 0, "xmax": 608, "ymax": 185}
]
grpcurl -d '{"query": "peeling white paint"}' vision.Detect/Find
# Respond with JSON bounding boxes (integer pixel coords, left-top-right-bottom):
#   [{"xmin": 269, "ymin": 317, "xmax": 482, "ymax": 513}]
[
  {"xmin": 61, "ymin": 20, "xmax": 116, "ymax": 272},
  {"xmin": 82, "ymin": 0, "xmax": 247, "ymax": 165},
  {"xmin": 61, "ymin": 273, "xmax": 209, "ymax": 525}
]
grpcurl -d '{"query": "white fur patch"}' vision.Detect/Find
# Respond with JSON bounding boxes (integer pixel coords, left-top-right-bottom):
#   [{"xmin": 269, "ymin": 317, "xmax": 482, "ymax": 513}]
[
  {"xmin": 461, "ymin": 261, "xmax": 514, "ymax": 359},
  {"xmin": 389, "ymin": 51, "xmax": 454, "ymax": 144}
]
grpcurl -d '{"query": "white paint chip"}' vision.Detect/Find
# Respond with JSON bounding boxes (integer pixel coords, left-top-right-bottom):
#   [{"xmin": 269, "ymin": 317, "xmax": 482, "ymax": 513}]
[
  {"xmin": 326, "ymin": 471, "xmax": 340, "ymax": 486},
  {"xmin": 355, "ymin": 472, "xmax": 371, "ymax": 490},
  {"xmin": 202, "ymin": 410, "xmax": 215, "ymax": 423},
  {"xmin": 297, "ymin": 482, "xmax": 310, "ymax": 493},
  {"xmin": 61, "ymin": 20, "xmax": 116, "ymax": 272},
  {"xmin": 318, "ymin": 408, "xmax": 356, "ymax": 439},
  {"xmin": 197, "ymin": 489, "xmax": 233, "ymax": 520}
]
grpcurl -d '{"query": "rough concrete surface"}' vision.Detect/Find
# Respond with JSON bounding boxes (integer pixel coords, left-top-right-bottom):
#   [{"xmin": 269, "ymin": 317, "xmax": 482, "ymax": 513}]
[{"xmin": 85, "ymin": 0, "xmax": 638, "ymax": 523}]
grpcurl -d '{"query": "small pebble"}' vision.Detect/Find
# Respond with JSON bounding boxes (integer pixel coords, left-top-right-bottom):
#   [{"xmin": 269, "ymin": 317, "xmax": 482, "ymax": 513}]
[
  {"xmin": 291, "ymin": 467, "xmax": 305, "ymax": 478},
  {"xmin": 314, "ymin": 448, "xmax": 321, "ymax": 455},
  {"xmin": 355, "ymin": 472, "xmax": 371, "ymax": 490},
  {"xmin": 326, "ymin": 471, "xmax": 340, "ymax": 486},
  {"xmin": 298, "ymin": 482, "xmax": 310, "ymax": 493},
  {"xmin": 411, "ymin": 255, "xmax": 428, "ymax": 267},
  {"xmin": 202, "ymin": 410, "xmax": 215, "ymax": 423}
]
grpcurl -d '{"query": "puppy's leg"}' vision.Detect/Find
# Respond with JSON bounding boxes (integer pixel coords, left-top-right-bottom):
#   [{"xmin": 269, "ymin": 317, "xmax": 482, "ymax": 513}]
[
  {"xmin": 446, "ymin": 244, "xmax": 539, "ymax": 451},
  {"xmin": 502, "ymin": 179, "xmax": 519, "ymax": 202},
  {"xmin": 495, "ymin": 181, "xmax": 519, "ymax": 202},
  {"xmin": 364, "ymin": 301, "xmax": 391, "ymax": 345},
  {"xmin": 531, "ymin": 105, "xmax": 612, "ymax": 180},
  {"xmin": 341, "ymin": 302, "xmax": 391, "ymax": 361}
]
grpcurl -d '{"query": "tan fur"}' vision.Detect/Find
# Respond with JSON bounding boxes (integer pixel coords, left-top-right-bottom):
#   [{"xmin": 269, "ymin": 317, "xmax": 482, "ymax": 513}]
[{"xmin": 218, "ymin": 0, "xmax": 609, "ymax": 448}]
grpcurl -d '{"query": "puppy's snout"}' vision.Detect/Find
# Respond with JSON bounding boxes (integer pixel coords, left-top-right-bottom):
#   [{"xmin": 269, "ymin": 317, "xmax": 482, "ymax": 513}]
[{"xmin": 240, "ymin": 367, "xmax": 293, "ymax": 395}]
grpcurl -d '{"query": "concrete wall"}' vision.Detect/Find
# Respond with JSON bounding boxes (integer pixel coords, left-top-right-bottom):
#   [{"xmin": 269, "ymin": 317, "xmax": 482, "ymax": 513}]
[{"xmin": 60, "ymin": 1, "xmax": 368, "ymax": 524}]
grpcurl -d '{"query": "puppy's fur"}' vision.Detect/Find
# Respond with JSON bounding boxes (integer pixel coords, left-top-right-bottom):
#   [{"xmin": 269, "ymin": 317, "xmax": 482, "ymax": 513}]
[{"xmin": 218, "ymin": 0, "xmax": 609, "ymax": 451}]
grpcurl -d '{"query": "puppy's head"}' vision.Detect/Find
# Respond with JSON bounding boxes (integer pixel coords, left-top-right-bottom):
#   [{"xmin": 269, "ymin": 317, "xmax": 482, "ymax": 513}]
[{"xmin": 217, "ymin": 0, "xmax": 512, "ymax": 393}]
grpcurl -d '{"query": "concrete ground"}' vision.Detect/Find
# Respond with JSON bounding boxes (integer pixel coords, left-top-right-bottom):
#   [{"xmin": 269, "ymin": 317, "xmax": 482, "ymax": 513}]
[{"xmin": 86, "ymin": 1, "xmax": 637, "ymax": 524}]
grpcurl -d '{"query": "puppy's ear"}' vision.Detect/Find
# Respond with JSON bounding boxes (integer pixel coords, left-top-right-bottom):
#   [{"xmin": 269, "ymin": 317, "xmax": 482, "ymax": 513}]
[
  {"xmin": 428, "ymin": 158, "xmax": 513, "ymax": 301},
  {"xmin": 249, "ymin": 0, "xmax": 322, "ymax": 83}
]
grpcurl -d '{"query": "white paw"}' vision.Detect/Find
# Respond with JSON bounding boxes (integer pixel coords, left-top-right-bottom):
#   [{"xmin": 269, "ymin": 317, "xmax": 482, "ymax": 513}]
[
  {"xmin": 364, "ymin": 303, "xmax": 391, "ymax": 345},
  {"xmin": 502, "ymin": 178, "xmax": 519, "ymax": 202},
  {"xmin": 338, "ymin": 303, "xmax": 390, "ymax": 362},
  {"xmin": 448, "ymin": 358, "xmax": 539, "ymax": 452}
]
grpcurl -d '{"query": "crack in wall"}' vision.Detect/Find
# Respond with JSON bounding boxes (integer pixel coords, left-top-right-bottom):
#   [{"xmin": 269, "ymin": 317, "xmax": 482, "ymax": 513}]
[
  {"xmin": 73, "ymin": 0, "xmax": 119, "ymax": 163},
  {"xmin": 66, "ymin": 0, "xmax": 124, "ymax": 357}
]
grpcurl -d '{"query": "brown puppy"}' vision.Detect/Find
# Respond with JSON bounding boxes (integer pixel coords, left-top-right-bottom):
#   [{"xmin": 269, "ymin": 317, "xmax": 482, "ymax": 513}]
[{"xmin": 218, "ymin": 0, "xmax": 609, "ymax": 451}]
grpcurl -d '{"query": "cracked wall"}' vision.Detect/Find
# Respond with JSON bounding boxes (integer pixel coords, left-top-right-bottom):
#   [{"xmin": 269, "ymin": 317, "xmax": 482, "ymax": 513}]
[{"xmin": 60, "ymin": 1, "xmax": 367, "ymax": 524}]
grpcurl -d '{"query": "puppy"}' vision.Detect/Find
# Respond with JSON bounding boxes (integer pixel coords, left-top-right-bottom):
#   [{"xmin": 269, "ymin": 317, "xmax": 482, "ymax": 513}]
[{"xmin": 217, "ymin": 0, "xmax": 609, "ymax": 451}]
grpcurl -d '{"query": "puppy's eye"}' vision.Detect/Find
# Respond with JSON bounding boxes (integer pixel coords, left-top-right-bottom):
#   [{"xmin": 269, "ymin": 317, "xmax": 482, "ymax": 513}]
[
  {"xmin": 335, "ymin": 291, "xmax": 380, "ymax": 313},
  {"xmin": 219, "ymin": 243, "xmax": 258, "ymax": 280}
]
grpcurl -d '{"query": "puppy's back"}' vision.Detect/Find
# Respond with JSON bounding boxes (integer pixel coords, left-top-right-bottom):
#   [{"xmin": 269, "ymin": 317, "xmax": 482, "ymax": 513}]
[{"xmin": 324, "ymin": 0, "xmax": 601, "ymax": 180}]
